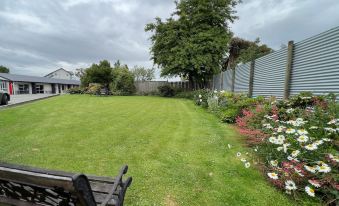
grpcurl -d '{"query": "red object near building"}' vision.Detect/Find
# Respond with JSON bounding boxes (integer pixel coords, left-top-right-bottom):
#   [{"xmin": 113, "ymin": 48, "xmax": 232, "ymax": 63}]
[{"xmin": 9, "ymin": 82, "xmax": 13, "ymax": 95}]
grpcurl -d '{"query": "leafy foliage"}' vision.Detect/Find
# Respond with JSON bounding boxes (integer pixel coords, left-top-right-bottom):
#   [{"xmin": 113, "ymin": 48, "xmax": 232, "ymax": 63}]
[
  {"xmin": 111, "ymin": 64, "xmax": 136, "ymax": 96},
  {"xmin": 158, "ymin": 85, "xmax": 176, "ymax": 97},
  {"xmin": 0, "ymin": 65, "xmax": 10, "ymax": 73},
  {"xmin": 81, "ymin": 60, "xmax": 113, "ymax": 88},
  {"xmin": 132, "ymin": 66, "xmax": 155, "ymax": 81},
  {"xmin": 225, "ymin": 37, "xmax": 272, "ymax": 70},
  {"xmin": 145, "ymin": 0, "xmax": 239, "ymax": 87}
]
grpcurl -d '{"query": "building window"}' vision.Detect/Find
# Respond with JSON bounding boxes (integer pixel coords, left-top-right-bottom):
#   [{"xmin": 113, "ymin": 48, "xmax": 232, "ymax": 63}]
[
  {"xmin": 36, "ymin": 84, "xmax": 44, "ymax": 94},
  {"xmin": 0, "ymin": 81, "xmax": 8, "ymax": 92},
  {"xmin": 62, "ymin": 85, "xmax": 65, "ymax": 90},
  {"xmin": 18, "ymin": 84, "xmax": 29, "ymax": 94}
]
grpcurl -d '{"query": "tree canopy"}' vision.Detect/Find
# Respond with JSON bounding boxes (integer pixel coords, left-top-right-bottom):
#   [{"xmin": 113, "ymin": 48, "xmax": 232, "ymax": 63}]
[
  {"xmin": 225, "ymin": 37, "xmax": 272, "ymax": 70},
  {"xmin": 0, "ymin": 65, "xmax": 10, "ymax": 73},
  {"xmin": 146, "ymin": 0, "xmax": 239, "ymax": 87},
  {"xmin": 132, "ymin": 66, "xmax": 155, "ymax": 81},
  {"xmin": 81, "ymin": 60, "xmax": 113, "ymax": 88}
]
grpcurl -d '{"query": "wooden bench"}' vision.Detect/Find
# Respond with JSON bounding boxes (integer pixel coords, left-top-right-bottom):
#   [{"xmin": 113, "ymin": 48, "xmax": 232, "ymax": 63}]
[{"xmin": 0, "ymin": 162, "xmax": 132, "ymax": 206}]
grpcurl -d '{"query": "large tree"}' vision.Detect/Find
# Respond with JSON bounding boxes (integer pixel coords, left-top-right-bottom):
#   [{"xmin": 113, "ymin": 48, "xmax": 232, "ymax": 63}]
[
  {"xmin": 0, "ymin": 65, "xmax": 10, "ymax": 73},
  {"xmin": 146, "ymin": 0, "xmax": 239, "ymax": 88}
]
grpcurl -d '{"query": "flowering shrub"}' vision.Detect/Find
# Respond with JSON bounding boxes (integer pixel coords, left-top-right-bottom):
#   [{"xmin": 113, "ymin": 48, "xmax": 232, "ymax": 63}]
[
  {"xmin": 194, "ymin": 90, "xmax": 263, "ymax": 122},
  {"xmin": 235, "ymin": 93, "xmax": 338, "ymax": 204},
  {"xmin": 191, "ymin": 90, "xmax": 338, "ymax": 204}
]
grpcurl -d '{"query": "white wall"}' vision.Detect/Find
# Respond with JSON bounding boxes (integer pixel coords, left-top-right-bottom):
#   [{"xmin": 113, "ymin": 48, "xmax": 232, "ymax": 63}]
[
  {"xmin": 46, "ymin": 69, "xmax": 72, "ymax": 80},
  {"xmin": 13, "ymin": 82, "xmax": 32, "ymax": 95}
]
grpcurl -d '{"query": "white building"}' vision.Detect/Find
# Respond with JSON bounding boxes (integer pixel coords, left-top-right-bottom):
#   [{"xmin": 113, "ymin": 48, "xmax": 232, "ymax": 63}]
[
  {"xmin": 0, "ymin": 73, "xmax": 80, "ymax": 95},
  {"xmin": 44, "ymin": 68, "xmax": 74, "ymax": 80}
]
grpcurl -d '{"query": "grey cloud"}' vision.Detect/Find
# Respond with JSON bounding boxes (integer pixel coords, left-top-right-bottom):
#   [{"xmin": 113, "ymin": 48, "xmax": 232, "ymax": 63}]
[{"xmin": 0, "ymin": 0, "xmax": 338, "ymax": 77}]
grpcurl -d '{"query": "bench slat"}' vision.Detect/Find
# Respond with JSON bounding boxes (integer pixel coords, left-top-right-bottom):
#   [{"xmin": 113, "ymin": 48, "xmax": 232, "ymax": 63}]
[{"xmin": 0, "ymin": 166, "xmax": 74, "ymax": 191}]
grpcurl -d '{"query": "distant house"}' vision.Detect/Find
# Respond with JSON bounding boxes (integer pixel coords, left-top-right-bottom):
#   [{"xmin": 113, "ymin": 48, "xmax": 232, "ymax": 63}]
[
  {"xmin": 44, "ymin": 68, "xmax": 74, "ymax": 80},
  {"xmin": 0, "ymin": 73, "xmax": 80, "ymax": 95}
]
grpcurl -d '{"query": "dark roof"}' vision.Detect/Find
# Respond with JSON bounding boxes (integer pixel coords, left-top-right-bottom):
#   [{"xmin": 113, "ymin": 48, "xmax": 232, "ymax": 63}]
[
  {"xmin": 0, "ymin": 73, "xmax": 80, "ymax": 85},
  {"xmin": 44, "ymin": 68, "xmax": 72, "ymax": 77}
]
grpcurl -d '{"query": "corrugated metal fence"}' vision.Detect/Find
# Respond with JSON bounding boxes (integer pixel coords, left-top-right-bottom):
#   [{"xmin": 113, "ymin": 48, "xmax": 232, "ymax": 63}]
[{"xmin": 213, "ymin": 26, "xmax": 339, "ymax": 99}]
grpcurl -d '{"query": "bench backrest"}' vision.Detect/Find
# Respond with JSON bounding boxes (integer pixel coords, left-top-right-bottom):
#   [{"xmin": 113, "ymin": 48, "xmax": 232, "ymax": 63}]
[{"xmin": 0, "ymin": 163, "xmax": 96, "ymax": 206}]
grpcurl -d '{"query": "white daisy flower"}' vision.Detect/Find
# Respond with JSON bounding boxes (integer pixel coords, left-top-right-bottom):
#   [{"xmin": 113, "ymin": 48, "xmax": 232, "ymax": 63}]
[
  {"xmin": 324, "ymin": 127, "xmax": 336, "ymax": 133},
  {"xmin": 269, "ymin": 136, "xmax": 277, "ymax": 144},
  {"xmin": 309, "ymin": 126, "xmax": 318, "ymax": 130},
  {"xmin": 199, "ymin": 99, "xmax": 202, "ymax": 102},
  {"xmin": 286, "ymin": 108, "xmax": 294, "ymax": 114},
  {"xmin": 291, "ymin": 150, "xmax": 300, "ymax": 157},
  {"xmin": 313, "ymin": 140, "xmax": 323, "ymax": 146},
  {"xmin": 322, "ymin": 138, "xmax": 332, "ymax": 142},
  {"xmin": 297, "ymin": 129, "xmax": 308, "ymax": 135},
  {"xmin": 240, "ymin": 158, "xmax": 247, "ymax": 162},
  {"xmin": 308, "ymin": 180, "xmax": 321, "ymax": 188},
  {"xmin": 286, "ymin": 120, "xmax": 295, "ymax": 125},
  {"xmin": 214, "ymin": 90, "xmax": 217, "ymax": 94},
  {"xmin": 270, "ymin": 160, "xmax": 278, "ymax": 167},
  {"xmin": 287, "ymin": 156, "xmax": 299, "ymax": 162},
  {"xmin": 285, "ymin": 180, "xmax": 297, "ymax": 190},
  {"xmin": 286, "ymin": 128, "xmax": 296, "ymax": 134},
  {"xmin": 236, "ymin": 152, "xmax": 241, "ymax": 157},
  {"xmin": 305, "ymin": 186, "xmax": 315, "ymax": 197},
  {"xmin": 198, "ymin": 94, "xmax": 202, "ymax": 98},
  {"xmin": 297, "ymin": 135, "xmax": 309, "ymax": 143},
  {"xmin": 304, "ymin": 165, "xmax": 317, "ymax": 173},
  {"xmin": 220, "ymin": 90, "xmax": 225, "ymax": 93},
  {"xmin": 305, "ymin": 144, "xmax": 318, "ymax": 151},
  {"xmin": 294, "ymin": 168, "xmax": 304, "ymax": 176},
  {"xmin": 275, "ymin": 138, "xmax": 284, "ymax": 145},
  {"xmin": 328, "ymin": 154, "xmax": 339, "ymax": 163},
  {"xmin": 283, "ymin": 143, "xmax": 290, "ymax": 153},
  {"xmin": 277, "ymin": 127, "xmax": 284, "ymax": 133},
  {"xmin": 327, "ymin": 119, "xmax": 337, "ymax": 125},
  {"xmin": 244, "ymin": 162, "xmax": 250, "ymax": 168},
  {"xmin": 277, "ymin": 135, "xmax": 285, "ymax": 141},
  {"xmin": 267, "ymin": 172, "xmax": 279, "ymax": 180},
  {"xmin": 317, "ymin": 164, "xmax": 331, "ymax": 173},
  {"xmin": 277, "ymin": 146, "xmax": 283, "ymax": 152}
]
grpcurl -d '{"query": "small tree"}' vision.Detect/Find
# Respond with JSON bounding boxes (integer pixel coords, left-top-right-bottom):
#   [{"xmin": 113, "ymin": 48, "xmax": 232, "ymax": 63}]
[
  {"xmin": 0, "ymin": 65, "xmax": 10, "ymax": 73},
  {"xmin": 132, "ymin": 66, "xmax": 155, "ymax": 81},
  {"xmin": 81, "ymin": 60, "xmax": 113, "ymax": 89},
  {"xmin": 111, "ymin": 62, "xmax": 136, "ymax": 95}
]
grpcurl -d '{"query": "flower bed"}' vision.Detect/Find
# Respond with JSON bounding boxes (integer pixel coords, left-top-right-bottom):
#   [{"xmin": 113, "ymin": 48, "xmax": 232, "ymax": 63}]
[{"xmin": 194, "ymin": 90, "xmax": 338, "ymax": 204}]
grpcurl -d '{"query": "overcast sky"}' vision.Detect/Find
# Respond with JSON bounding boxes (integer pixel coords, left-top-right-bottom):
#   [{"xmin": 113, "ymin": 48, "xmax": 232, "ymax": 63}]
[{"xmin": 1, "ymin": 0, "xmax": 339, "ymax": 77}]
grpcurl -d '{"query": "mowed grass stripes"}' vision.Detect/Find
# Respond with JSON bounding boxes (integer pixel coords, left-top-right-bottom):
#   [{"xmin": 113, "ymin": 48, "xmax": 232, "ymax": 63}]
[{"xmin": 0, "ymin": 95, "xmax": 316, "ymax": 205}]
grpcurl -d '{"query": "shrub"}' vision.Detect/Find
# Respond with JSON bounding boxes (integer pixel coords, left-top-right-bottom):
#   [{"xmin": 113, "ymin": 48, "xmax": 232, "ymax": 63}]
[
  {"xmin": 67, "ymin": 87, "xmax": 83, "ymax": 94},
  {"xmin": 191, "ymin": 90, "xmax": 338, "ymax": 203},
  {"xmin": 111, "ymin": 67, "xmax": 136, "ymax": 95},
  {"xmin": 85, "ymin": 83, "xmax": 102, "ymax": 95},
  {"xmin": 158, "ymin": 85, "xmax": 176, "ymax": 97}
]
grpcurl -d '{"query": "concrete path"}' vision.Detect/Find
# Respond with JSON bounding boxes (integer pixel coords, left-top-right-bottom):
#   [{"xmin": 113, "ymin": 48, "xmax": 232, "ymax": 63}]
[{"xmin": 0, "ymin": 94, "xmax": 58, "ymax": 108}]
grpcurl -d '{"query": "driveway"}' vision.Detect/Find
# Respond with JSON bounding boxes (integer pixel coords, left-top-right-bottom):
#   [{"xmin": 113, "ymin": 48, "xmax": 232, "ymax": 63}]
[{"xmin": 1, "ymin": 94, "xmax": 58, "ymax": 108}]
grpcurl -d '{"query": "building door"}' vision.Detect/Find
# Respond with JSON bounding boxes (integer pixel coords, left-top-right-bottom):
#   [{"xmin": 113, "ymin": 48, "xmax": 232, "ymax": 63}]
[
  {"xmin": 52, "ymin": 84, "xmax": 56, "ymax": 94},
  {"xmin": 31, "ymin": 83, "xmax": 36, "ymax": 94}
]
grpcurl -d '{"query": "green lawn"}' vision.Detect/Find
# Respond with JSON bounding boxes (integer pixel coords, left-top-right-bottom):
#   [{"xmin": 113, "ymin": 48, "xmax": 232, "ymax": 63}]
[{"xmin": 0, "ymin": 96, "xmax": 316, "ymax": 205}]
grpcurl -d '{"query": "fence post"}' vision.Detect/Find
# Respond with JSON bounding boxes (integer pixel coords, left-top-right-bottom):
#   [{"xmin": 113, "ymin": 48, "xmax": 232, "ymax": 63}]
[
  {"xmin": 248, "ymin": 60, "xmax": 255, "ymax": 97},
  {"xmin": 231, "ymin": 69, "xmax": 235, "ymax": 92},
  {"xmin": 284, "ymin": 40, "xmax": 294, "ymax": 99}
]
